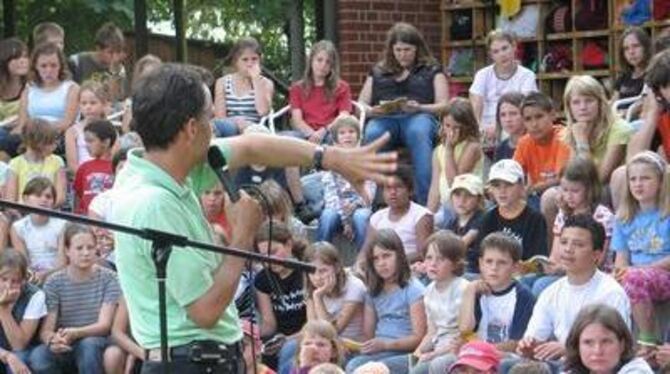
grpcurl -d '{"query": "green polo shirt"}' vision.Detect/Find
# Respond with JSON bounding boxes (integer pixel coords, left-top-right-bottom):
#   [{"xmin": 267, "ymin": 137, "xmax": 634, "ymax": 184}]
[{"xmin": 111, "ymin": 141, "xmax": 241, "ymax": 349}]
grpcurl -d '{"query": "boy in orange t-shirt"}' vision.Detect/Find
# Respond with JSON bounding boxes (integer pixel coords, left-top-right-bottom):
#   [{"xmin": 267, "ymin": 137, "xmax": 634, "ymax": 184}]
[{"xmin": 513, "ymin": 92, "xmax": 571, "ymax": 208}]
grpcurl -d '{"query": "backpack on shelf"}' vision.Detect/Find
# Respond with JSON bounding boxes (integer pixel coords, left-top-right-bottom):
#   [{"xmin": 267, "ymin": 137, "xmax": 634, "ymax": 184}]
[
  {"xmin": 545, "ymin": 1, "xmax": 571, "ymax": 34},
  {"xmin": 447, "ymin": 48, "xmax": 474, "ymax": 77},
  {"xmin": 450, "ymin": 10, "xmax": 473, "ymax": 40},
  {"xmin": 575, "ymin": 0, "xmax": 608, "ymax": 31},
  {"xmin": 541, "ymin": 44, "xmax": 573, "ymax": 72}
]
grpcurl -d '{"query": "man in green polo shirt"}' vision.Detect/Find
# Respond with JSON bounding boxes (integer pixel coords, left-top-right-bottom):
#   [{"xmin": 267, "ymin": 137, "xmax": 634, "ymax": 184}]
[{"xmin": 111, "ymin": 64, "xmax": 395, "ymax": 373}]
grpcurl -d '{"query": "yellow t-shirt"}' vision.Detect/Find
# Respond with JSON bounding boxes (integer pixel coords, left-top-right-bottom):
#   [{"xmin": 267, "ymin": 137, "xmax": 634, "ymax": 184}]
[
  {"xmin": 434, "ymin": 142, "xmax": 484, "ymax": 204},
  {"xmin": 9, "ymin": 155, "xmax": 64, "ymax": 200},
  {"xmin": 591, "ymin": 119, "xmax": 633, "ymax": 164}
]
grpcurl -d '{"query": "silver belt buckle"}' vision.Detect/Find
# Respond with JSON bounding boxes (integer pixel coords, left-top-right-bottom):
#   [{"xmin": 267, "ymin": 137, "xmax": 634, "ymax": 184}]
[{"xmin": 147, "ymin": 348, "xmax": 170, "ymax": 362}]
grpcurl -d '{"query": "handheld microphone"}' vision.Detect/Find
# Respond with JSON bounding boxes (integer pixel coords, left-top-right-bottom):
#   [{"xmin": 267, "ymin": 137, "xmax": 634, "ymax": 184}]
[{"xmin": 207, "ymin": 146, "xmax": 241, "ymax": 203}]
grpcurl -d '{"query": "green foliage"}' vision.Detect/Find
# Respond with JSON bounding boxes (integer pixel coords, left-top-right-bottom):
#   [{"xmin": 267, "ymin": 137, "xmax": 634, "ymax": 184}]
[{"xmin": 3, "ymin": 0, "xmax": 133, "ymax": 54}]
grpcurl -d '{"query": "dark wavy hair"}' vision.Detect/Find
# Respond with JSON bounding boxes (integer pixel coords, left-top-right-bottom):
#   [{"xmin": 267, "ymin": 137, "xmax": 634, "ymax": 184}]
[
  {"xmin": 131, "ymin": 64, "xmax": 207, "ymax": 151},
  {"xmin": 254, "ymin": 220, "xmax": 307, "ymax": 262},
  {"xmin": 0, "ymin": 38, "xmax": 28, "ymax": 95},
  {"xmin": 378, "ymin": 22, "xmax": 436, "ymax": 75},
  {"xmin": 440, "ymin": 97, "xmax": 480, "ymax": 144},
  {"xmin": 564, "ymin": 304, "xmax": 634, "ymax": 374},
  {"xmin": 364, "ymin": 228, "xmax": 411, "ymax": 297}
]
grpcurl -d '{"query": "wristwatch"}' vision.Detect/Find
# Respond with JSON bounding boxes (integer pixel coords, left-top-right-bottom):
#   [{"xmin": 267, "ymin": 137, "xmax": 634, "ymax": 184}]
[{"xmin": 313, "ymin": 145, "xmax": 326, "ymax": 171}]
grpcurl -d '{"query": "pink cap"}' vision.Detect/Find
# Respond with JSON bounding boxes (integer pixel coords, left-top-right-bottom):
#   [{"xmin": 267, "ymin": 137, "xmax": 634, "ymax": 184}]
[{"xmin": 448, "ymin": 341, "xmax": 501, "ymax": 372}]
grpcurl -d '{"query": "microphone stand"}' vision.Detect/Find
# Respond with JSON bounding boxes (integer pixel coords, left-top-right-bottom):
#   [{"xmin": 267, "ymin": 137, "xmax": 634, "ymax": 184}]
[{"xmin": 0, "ymin": 199, "xmax": 314, "ymax": 374}]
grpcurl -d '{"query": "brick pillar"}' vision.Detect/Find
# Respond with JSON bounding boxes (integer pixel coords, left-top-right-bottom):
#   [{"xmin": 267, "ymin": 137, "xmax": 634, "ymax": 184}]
[{"xmin": 337, "ymin": 0, "xmax": 442, "ymax": 96}]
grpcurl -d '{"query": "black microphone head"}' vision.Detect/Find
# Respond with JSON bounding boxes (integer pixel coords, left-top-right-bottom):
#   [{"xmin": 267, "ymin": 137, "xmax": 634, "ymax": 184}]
[{"xmin": 207, "ymin": 146, "xmax": 226, "ymax": 169}]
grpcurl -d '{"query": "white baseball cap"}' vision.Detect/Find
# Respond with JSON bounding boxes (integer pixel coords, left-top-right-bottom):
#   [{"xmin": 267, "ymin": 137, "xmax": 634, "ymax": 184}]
[{"xmin": 488, "ymin": 159, "xmax": 524, "ymax": 184}]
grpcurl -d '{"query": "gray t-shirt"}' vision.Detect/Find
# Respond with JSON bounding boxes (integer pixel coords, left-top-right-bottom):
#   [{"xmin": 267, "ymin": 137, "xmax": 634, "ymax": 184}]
[{"xmin": 45, "ymin": 266, "xmax": 121, "ymax": 329}]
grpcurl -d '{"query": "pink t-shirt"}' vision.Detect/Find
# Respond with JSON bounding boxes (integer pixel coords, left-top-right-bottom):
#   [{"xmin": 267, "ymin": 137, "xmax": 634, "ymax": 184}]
[
  {"xmin": 370, "ymin": 202, "xmax": 432, "ymax": 255},
  {"xmin": 289, "ymin": 80, "xmax": 352, "ymax": 130}
]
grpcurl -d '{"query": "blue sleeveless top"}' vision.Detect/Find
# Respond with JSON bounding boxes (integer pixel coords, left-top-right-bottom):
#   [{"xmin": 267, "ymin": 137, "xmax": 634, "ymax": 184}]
[{"xmin": 27, "ymin": 80, "xmax": 75, "ymax": 123}]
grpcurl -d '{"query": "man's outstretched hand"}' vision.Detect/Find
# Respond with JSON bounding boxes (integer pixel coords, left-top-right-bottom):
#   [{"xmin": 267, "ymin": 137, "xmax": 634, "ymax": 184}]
[{"xmin": 323, "ymin": 132, "xmax": 397, "ymax": 192}]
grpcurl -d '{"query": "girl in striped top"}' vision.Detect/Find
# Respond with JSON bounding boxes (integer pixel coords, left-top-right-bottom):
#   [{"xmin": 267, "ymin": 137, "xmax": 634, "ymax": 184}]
[{"xmin": 213, "ymin": 37, "xmax": 274, "ymax": 137}]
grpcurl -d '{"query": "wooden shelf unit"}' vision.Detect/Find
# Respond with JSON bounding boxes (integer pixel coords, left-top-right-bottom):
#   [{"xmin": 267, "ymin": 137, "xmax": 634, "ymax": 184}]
[{"xmin": 441, "ymin": 0, "xmax": 670, "ymax": 105}]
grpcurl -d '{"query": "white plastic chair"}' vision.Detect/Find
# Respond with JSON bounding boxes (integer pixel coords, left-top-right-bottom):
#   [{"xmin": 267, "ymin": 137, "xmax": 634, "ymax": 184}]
[
  {"xmin": 612, "ymin": 95, "xmax": 643, "ymax": 123},
  {"xmin": 258, "ymin": 100, "xmax": 366, "ymax": 135}
]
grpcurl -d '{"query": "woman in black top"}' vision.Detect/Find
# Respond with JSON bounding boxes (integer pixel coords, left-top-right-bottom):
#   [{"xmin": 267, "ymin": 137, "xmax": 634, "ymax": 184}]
[{"xmin": 358, "ymin": 22, "xmax": 448, "ymax": 206}]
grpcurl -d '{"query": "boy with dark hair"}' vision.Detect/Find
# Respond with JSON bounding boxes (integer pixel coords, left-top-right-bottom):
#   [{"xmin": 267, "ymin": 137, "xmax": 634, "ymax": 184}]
[
  {"xmin": 476, "ymin": 159, "xmax": 548, "ymax": 266},
  {"xmin": 513, "ymin": 92, "xmax": 570, "ymax": 202},
  {"xmin": 32, "ymin": 22, "xmax": 65, "ymax": 50},
  {"xmin": 428, "ymin": 232, "xmax": 534, "ymax": 373},
  {"xmin": 512, "ymin": 214, "xmax": 630, "ymax": 371},
  {"xmin": 69, "ymin": 22, "xmax": 127, "ymax": 100},
  {"xmin": 73, "ymin": 119, "xmax": 116, "ymax": 214}
]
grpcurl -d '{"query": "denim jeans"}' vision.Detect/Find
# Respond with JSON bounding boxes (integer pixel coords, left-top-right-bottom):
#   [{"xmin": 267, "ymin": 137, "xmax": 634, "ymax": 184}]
[
  {"xmin": 363, "ymin": 112, "xmax": 437, "ymax": 205},
  {"xmin": 29, "ymin": 336, "xmax": 107, "ymax": 374},
  {"xmin": 277, "ymin": 337, "xmax": 298, "ymax": 374},
  {"xmin": 316, "ymin": 207, "xmax": 372, "ymax": 250},
  {"xmin": 213, "ymin": 118, "xmax": 241, "ymax": 137},
  {"xmin": 281, "ymin": 129, "xmax": 333, "ymax": 145}
]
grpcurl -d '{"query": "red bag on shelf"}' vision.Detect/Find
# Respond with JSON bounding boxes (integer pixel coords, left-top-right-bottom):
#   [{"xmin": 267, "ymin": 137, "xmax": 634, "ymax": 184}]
[
  {"xmin": 582, "ymin": 41, "xmax": 608, "ymax": 69},
  {"xmin": 655, "ymin": 0, "xmax": 670, "ymax": 20}
]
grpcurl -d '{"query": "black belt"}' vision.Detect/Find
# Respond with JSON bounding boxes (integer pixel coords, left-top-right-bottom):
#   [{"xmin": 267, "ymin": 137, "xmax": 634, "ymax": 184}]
[{"xmin": 145, "ymin": 340, "xmax": 242, "ymax": 364}]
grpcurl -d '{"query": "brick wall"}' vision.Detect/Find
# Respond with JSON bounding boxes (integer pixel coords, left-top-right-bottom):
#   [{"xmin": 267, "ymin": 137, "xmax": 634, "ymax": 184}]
[{"xmin": 337, "ymin": 0, "xmax": 442, "ymax": 96}]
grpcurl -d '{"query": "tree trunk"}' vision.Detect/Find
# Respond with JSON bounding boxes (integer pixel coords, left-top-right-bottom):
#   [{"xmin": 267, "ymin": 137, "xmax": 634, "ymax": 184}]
[
  {"xmin": 173, "ymin": 0, "xmax": 187, "ymax": 62},
  {"xmin": 134, "ymin": 0, "xmax": 149, "ymax": 59},
  {"xmin": 286, "ymin": 0, "xmax": 305, "ymax": 81},
  {"xmin": 3, "ymin": 0, "xmax": 15, "ymax": 38}
]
